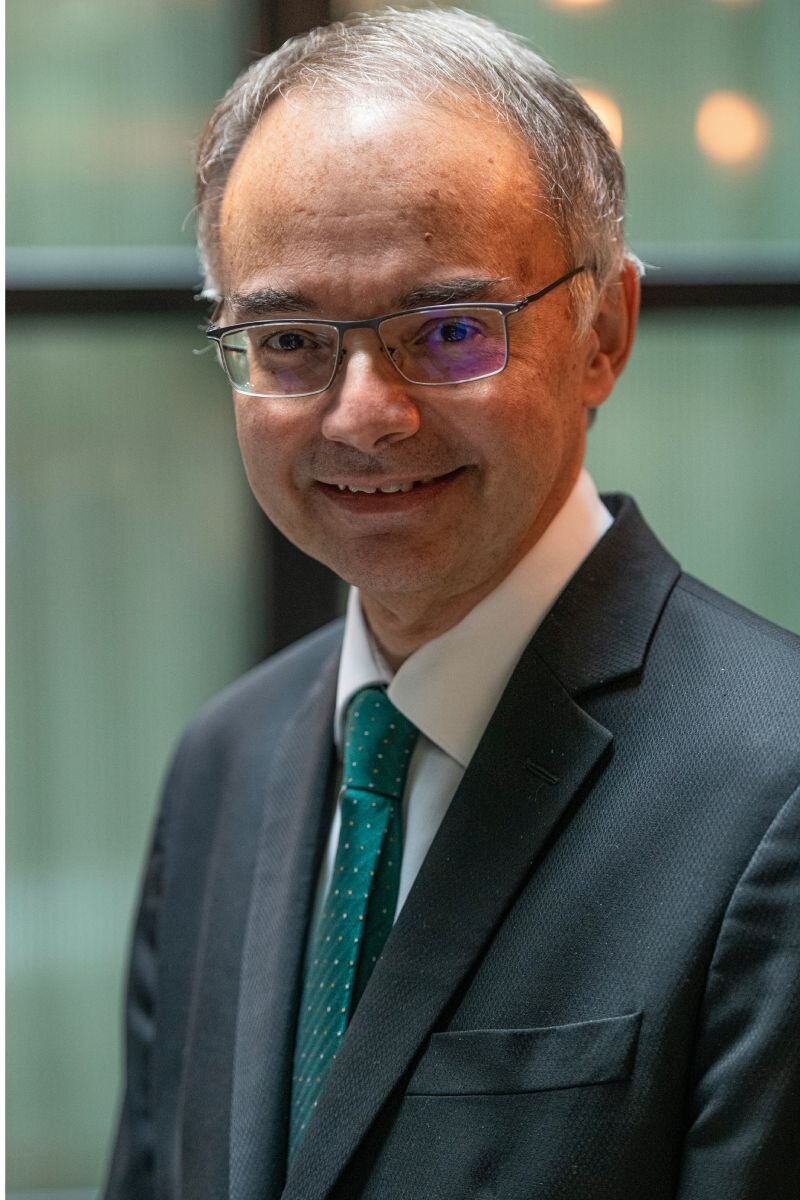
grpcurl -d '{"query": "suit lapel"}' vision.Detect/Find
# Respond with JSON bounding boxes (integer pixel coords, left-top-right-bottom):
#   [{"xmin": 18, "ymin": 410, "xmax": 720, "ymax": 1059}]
[
  {"xmin": 228, "ymin": 651, "xmax": 341, "ymax": 1200},
  {"xmin": 533, "ymin": 492, "xmax": 681, "ymax": 694},
  {"xmin": 283, "ymin": 654, "xmax": 611, "ymax": 1199},
  {"xmin": 179, "ymin": 642, "xmax": 340, "ymax": 1200},
  {"xmin": 283, "ymin": 494, "xmax": 680, "ymax": 1200}
]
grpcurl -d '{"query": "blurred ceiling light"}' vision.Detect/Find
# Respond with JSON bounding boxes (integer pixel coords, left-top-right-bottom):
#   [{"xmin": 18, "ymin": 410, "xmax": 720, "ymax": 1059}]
[
  {"xmin": 695, "ymin": 91, "xmax": 770, "ymax": 166},
  {"xmin": 544, "ymin": 0, "xmax": 611, "ymax": 8},
  {"xmin": 577, "ymin": 87, "xmax": 623, "ymax": 149}
]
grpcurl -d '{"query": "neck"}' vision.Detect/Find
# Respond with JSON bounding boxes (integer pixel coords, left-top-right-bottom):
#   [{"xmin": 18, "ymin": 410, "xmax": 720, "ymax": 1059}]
[
  {"xmin": 361, "ymin": 586, "xmax": 488, "ymax": 671},
  {"xmin": 360, "ymin": 531, "xmax": 545, "ymax": 671},
  {"xmin": 359, "ymin": 465, "xmax": 586, "ymax": 670}
]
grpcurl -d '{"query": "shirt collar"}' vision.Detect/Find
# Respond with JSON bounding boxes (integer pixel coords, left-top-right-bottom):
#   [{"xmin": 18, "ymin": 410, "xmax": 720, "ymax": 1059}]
[
  {"xmin": 335, "ymin": 587, "xmax": 392, "ymax": 750},
  {"xmin": 335, "ymin": 468, "xmax": 612, "ymax": 765}
]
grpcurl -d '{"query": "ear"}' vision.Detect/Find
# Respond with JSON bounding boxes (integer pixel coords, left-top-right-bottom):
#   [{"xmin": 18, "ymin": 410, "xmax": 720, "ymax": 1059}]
[{"xmin": 581, "ymin": 259, "xmax": 641, "ymax": 411}]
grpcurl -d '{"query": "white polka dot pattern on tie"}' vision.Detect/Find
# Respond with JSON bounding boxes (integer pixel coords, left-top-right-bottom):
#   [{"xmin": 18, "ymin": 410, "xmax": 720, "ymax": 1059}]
[{"xmin": 287, "ymin": 687, "xmax": 418, "ymax": 1163}]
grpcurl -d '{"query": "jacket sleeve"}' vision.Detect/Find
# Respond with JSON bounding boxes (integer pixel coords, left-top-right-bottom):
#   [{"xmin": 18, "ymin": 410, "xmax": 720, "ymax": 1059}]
[
  {"xmin": 676, "ymin": 782, "xmax": 800, "ymax": 1198},
  {"xmin": 101, "ymin": 742, "xmax": 183, "ymax": 1200}
]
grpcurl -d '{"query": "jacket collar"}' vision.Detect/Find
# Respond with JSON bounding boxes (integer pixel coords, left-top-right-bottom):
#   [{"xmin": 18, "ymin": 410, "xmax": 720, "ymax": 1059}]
[{"xmin": 533, "ymin": 493, "xmax": 680, "ymax": 695}]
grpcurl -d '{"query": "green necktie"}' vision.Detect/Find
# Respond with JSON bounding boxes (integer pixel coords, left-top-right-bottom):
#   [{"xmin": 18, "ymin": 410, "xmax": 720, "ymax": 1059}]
[{"xmin": 288, "ymin": 687, "xmax": 418, "ymax": 1162}]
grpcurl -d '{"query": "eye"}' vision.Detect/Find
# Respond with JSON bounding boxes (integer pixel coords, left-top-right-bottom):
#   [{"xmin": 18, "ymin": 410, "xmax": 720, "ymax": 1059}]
[
  {"xmin": 414, "ymin": 316, "xmax": 485, "ymax": 346},
  {"xmin": 440, "ymin": 320, "xmax": 476, "ymax": 343},
  {"xmin": 263, "ymin": 330, "xmax": 315, "ymax": 352}
]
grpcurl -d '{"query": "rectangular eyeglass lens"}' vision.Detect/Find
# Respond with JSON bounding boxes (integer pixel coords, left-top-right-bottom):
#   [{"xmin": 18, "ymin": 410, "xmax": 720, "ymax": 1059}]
[
  {"xmin": 380, "ymin": 307, "xmax": 507, "ymax": 384},
  {"xmin": 221, "ymin": 324, "xmax": 337, "ymax": 395}
]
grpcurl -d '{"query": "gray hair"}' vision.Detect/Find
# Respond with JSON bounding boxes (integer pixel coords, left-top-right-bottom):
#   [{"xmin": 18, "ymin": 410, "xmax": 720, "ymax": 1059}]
[{"xmin": 195, "ymin": 6, "xmax": 638, "ymax": 333}]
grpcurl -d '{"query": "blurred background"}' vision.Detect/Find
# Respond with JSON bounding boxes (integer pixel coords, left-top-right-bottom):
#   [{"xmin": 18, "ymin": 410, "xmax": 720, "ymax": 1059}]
[{"xmin": 6, "ymin": 0, "xmax": 799, "ymax": 1194}]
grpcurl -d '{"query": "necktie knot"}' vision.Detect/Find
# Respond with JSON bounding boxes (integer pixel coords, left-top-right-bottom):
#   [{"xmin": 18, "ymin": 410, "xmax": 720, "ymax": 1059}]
[{"xmin": 341, "ymin": 687, "xmax": 418, "ymax": 800}]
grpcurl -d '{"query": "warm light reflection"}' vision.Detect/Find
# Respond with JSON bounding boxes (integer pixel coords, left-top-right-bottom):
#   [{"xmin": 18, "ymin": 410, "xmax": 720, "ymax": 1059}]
[
  {"xmin": 544, "ymin": 0, "xmax": 610, "ymax": 8},
  {"xmin": 695, "ymin": 91, "xmax": 770, "ymax": 166},
  {"xmin": 712, "ymin": 0, "xmax": 761, "ymax": 7},
  {"xmin": 578, "ymin": 87, "xmax": 623, "ymax": 149}
]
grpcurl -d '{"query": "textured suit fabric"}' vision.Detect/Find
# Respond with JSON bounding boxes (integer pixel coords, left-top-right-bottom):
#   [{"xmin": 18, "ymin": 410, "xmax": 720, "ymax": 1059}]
[{"xmin": 102, "ymin": 495, "xmax": 800, "ymax": 1200}]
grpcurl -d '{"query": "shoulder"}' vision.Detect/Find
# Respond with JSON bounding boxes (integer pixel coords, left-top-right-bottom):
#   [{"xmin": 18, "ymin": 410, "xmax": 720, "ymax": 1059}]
[
  {"xmin": 579, "ymin": 492, "xmax": 799, "ymax": 778},
  {"xmin": 672, "ymin": 573, "xmax": 800, "ymax": 657},
  {"xmin": 664, "ymin": 572, "xmax": 800, "ymax": 679},
  {"xmin": 598, "ymin": 491, "xmax": 800, "ymax": 681},
  {"xmin": 646, "ymin": 571, "xmax": 800, "ymax": 765},
  {"xmin": 196, "ymin": 616, "xmax": 343, "ymax": 725}
]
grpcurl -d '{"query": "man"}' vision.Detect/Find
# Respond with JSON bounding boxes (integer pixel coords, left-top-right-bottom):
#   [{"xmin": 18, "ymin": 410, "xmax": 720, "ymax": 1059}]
[{"xmin": 104, "ymin": 9, "xmax": 799, "ymax": 1199}]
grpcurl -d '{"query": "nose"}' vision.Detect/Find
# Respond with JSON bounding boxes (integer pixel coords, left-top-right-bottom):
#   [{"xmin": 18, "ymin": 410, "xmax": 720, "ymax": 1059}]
[{"xmin": 320, "ymin": 331, "xmax": 420, "ymax": 453}]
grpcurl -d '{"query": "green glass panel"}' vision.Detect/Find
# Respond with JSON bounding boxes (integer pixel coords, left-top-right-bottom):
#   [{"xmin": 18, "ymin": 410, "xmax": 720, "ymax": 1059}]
[
  {"xmin": 587, "ymin": 310, "xmax": 800, "ymax": 635},
  {"xmin": 6, "ymin": 316, "xmax": 267, "ymax": 1188},
  {"xmin": 333, "ymin": 0, "xmax": 800, "ymax": 247},
  {"xmin": 7, "ymin": 0, "xmax": 246, "ymax": 247}
]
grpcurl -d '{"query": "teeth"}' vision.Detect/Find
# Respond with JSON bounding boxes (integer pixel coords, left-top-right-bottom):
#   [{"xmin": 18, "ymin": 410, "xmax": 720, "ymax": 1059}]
[{"xmin": 336, "ymin": 481, "xmax": 420, "ymax": 494}]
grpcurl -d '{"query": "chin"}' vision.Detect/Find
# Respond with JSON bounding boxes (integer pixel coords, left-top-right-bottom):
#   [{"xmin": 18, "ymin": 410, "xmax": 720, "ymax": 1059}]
[
  {"xmin": 336, "ymin": 566, "xmax": 437, "ymax": 596},
  {"xmin": 327, "ymin": 552, "xmax": 456, "ymax": 597}
]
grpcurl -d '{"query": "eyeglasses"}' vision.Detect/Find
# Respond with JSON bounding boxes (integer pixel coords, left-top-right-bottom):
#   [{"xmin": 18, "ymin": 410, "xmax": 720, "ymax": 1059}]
[{"xmin": 207, "ymin": 266, "xmax": 585, "ymax": 399}]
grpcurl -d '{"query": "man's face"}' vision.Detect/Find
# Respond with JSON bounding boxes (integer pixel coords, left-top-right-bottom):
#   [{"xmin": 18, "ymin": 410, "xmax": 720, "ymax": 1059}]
[{"xmin": 217, "ymin": 92, "xmax": 606, "ymax": 610}]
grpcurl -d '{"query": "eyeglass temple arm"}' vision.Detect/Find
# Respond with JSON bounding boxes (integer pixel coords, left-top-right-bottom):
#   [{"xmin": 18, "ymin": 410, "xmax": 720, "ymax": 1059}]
[{"xmin": 513, "ymin": 265, "xmax": 588, "ymax": 313}]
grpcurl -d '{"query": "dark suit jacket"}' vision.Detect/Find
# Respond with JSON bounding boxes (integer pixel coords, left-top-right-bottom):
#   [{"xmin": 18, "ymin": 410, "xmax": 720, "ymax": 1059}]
[{"xmin": 104, "ymin": 494, "xmax": 800, "ymax": 1199}]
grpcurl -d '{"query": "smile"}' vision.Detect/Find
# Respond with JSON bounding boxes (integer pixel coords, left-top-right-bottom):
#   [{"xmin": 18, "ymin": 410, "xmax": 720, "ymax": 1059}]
[
  {"xmin": 336, "ymin": 481, "xmax": 419, "ymax": 494},
  {"xmin": 321, "ymin": 468, "xmax": 464, "ymax": 494},
  {"xmin": 316, "ymin": 468, "xmax": 466, "ymax": 509}
]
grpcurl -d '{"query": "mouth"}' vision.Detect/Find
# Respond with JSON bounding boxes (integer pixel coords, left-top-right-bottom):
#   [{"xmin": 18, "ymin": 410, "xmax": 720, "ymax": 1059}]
[
  {"xmin": 315, "ymin": 467, "xmax": 467, "ymax": 511},
  {"xmin": 322, "ymin": 468, "xmax": 461, "ymax": 493}
]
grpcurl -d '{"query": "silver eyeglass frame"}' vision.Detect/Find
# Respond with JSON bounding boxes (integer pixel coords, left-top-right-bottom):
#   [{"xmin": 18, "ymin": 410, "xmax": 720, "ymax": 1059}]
[{"xmin": 206, "ymin": 265, "xmax": 586, "ymax": 399}]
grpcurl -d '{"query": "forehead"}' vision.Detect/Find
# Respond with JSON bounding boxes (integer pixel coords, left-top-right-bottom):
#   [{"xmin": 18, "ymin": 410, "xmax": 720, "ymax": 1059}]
[{"xmin": 217, "ymin": 90, "xmax": 558, "ymax": 304}]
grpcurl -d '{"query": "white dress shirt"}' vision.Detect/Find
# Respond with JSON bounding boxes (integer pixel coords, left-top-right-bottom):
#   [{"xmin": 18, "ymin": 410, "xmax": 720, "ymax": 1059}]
[{"xmin": 314, "ymin": 468, "xmax": 613, "ymax": 926}]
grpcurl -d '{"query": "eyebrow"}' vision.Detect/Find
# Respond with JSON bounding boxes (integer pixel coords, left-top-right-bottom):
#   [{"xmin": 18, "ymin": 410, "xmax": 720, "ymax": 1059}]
[
  {"xmin": 224, "ymin": 277, "xmax": 512, "ymax": 321},
  {"xmin": 226, "ymin": 287, "xmax": 318, "ymax": 319},
  {"xmin": 393, "ymin": 277, "xmax": 511, "ymax": 309}
]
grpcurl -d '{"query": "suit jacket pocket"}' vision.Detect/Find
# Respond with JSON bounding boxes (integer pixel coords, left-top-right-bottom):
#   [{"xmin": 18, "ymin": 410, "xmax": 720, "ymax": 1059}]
[{"xmin": 405, "ymin": 1011, "xmax": 642, "ymax": 1096}]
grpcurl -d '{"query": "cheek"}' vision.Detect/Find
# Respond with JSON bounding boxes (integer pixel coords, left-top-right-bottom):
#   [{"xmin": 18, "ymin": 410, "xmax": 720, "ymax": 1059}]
[
  {"xmin": 503, "ymin": 345, "xmax": 580, "ymax": 438},
  {"xmin": 472, "ymin": 386, "xmax": 576, "ymax": 519},
  {"xmin": 232, "ymin": 405, "xmax": 319, "ymax": 533},
  {"xmin": 233, "ymin": 402, "xmax": 272, "ymax": 489},
  {"xmin": 467, "ymin": 370, "xmax": 563, "ymax": 463},
  {"xmin": 233, "ymin": 397, "xmax": 306, "ymax": 480}
]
